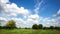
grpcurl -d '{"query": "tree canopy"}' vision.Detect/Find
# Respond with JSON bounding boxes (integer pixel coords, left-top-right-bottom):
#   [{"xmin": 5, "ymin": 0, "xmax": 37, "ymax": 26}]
[{"xmin": 6, "ymin": 20, "xmax": 16, "ymax": 29}]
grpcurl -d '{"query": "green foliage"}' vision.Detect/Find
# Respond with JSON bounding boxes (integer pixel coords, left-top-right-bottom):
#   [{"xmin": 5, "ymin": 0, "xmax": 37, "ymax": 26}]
[
  {"xmin": 0, "ymin": 22, "xmax": 1, "ymax": 26},
  {"xmin": 32, "ymin": 24, "xmax": 39, "ymax": 29},
  {"xmin": 49, "ymin": 26, "xmax": 54, "ymax": 29},
  {"xmin": 0, "ymin": 22, "xmax": 2, "ymax": 29},
  {"xmin": 0, "ymin": 26, "xmax": 1, "ymax": 29},
  {"xmin": 55, "ymin": 27, "xmax": 60, "ymax": 30},
  {"xmin": 43, "ymin": 27, "xmax": 50, "ymax": 30},
  {"xmin": 38, "ymin": 24, "xmax": 43, "ymax": 29},
  {"xmin": 32, "ymin": 24, "xmax": 43, "ymax": 29},
  {"xmin": 6, "ymin": 20, "xmax": 16, "ymax": 29}
]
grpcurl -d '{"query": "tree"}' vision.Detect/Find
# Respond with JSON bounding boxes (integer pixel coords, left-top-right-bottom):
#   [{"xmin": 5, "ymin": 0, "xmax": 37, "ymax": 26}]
[
  {"xmin": 49, "ymin": 26, "xmax": 54, "ymax": 29},
  {"xmin": 43, "ymin": 27, "xmax": 50, "ymax": 29},
  {"xmin": 6, "ymin": 20, "xmax": 16, "ymax": 29},
  {"xmin": 38, "ymin": 24, "xmax": 43, "ymax": 29},
  {"xmin": 55, "ymin": 27, "xmax": 60, "ymax": 30},
  {"xmin": 32, "ymin": 24, "xmax": 39, "ymax": 29},
  {"xmin": 0, "ymin": 22, "xmax": 2, "ymax": 29}
]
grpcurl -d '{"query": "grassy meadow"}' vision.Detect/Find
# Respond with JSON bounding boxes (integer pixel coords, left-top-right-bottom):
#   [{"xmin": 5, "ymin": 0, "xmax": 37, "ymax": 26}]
[{"xmin": 0, "ymin": 29, "xmax": 60, "ymax": 34}]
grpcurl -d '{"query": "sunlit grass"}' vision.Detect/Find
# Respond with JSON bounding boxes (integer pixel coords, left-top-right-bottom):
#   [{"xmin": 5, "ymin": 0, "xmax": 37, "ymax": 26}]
[{"xmin": 0, "ymin": 29, "xmax": 60, "ymax": 34}]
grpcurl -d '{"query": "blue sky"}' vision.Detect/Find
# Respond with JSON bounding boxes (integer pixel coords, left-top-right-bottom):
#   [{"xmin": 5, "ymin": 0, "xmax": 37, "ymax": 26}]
[
  {"xmin": 0, "ymin": 0, "xmax": 60, "ymax": 28},
  {"xmin": 9, "ymin": 0, "xmax": 60, "ymax": 17}
]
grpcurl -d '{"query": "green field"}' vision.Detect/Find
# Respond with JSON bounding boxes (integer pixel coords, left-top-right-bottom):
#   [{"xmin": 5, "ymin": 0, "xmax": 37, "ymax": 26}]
[{"xmin": 0, "ymin": 29, "xmax": 60, "ymax": 34}]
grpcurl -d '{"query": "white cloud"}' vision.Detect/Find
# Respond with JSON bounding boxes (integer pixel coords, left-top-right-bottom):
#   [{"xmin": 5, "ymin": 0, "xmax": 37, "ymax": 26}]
[
  {"xmin": 34, "ymin": 0, "xmax": 44, "ymax": 14},
  {"xmin": 4, "ymin": 3, "xmax": 29, "ymax": 15},
  {"xmin": 51, "ymin": 9, "xmax": 60, "ymax": 27},
  {"xmin": 0, "ymin": 0, "xmax": 9, "ymax": 3},
  {"xmin": 0, "ymin": 17, "xmax": 7, "ymax": 26},
  {"xmin": 11, "ymin": 18, "xmax": 26, "ymax": 28},
  {"xmin": 8, "ymin": 14, "xmax": 40, "ymax": 28},
  {"xmin": 22, "ymin": 14, "xmax": 40, "ymax": 28},
  {"xmin": 52, "ymin": 9, "xmax": 60, "ymax": 27},
  {"xmin": 0, "ymin": 0, "xmax": 30, "ymax": 27},
  {"xmin": 28, "ymin": 14, "xmax": 39, "ymax": 20},
  {"xmin": 0, "ymin": 17, "xmax": 7, "ymax": 21},
  {"xmin": 26, "ymin": 14, "xmax": 40, "ymax": 25},
  {"xmin": 57, "ymin": 9, "xmax": 60, "ymax": 16},
  {"xmin": 53, "ymin": 9, "xmax": 60, "ymax": 17},
  {"xmin": 10, "ymin": 14, "xmax": 40, "ymax": 28},
  {"xmin": 7, "ymin": 13, "xmax": 17, "ymax": 16},
  {"xmin": 42, "ymin": 17, "xmax": 60, "ymax": 27},
  {"xmin": 11, "ymin": 18, "xmax": 25, "ymax": 24},
  {"xmin": 0, "ymin": 0, "xmax": 30, "ymax": 17},
  {"xmin": 43, "ymin": 18, "xmax": 56, "ymax": 23}
]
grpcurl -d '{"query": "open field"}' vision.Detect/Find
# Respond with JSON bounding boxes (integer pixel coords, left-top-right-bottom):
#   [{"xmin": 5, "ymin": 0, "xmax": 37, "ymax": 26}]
[{"xmin": 0, "ymin": 29, "xmax": 60, "ymax": 34}]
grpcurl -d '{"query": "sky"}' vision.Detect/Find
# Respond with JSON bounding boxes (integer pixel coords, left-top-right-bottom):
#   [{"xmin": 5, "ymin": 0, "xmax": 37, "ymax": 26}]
[{"xmin": 0, "ymin": 0, "xmax": 60, "ymax": 28}]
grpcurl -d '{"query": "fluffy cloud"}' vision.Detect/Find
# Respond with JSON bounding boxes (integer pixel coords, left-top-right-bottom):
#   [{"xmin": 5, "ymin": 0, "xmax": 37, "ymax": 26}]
[
  {"xmin": 28, "ymin": 14, "xmax": 39, "ymax": 20},
  {"xmin": 24, "ymin": 14, "xmax": 40, "ymax": 27},
  {"xmin": 11, "ymin": 18, "xmax": 26, "ymax": 28},
  {"xmin": 43, "ymin": 18, "xmax": 55, "ymax": 26},
  {"xmin": 0, "ymin": 0, "xmax": 30, "ymax": 27},
  {"xmin": 42, "ymin": 17, "xmax": 60, "ymax": 27},
  {"xmin": 0, "ymin": 17, "xmax": 7, "ymax": 21},
  {"xmin": 22, "ymin": 14, "xmax": 40, "ymax": 27},
  {"xmin": 0, "ymin": 0, "xmax": 9, "ymax": 3},
  {"xmin": 0, "ymin": 0, "xmax": 30, "ymax": 17},
  {"xmin": 10, "ymin": 14, "xmax": 40, "ymax": 28},
  {"xmin": 0, "ymin": 17, "xmax": 7, "ymax": 26}
]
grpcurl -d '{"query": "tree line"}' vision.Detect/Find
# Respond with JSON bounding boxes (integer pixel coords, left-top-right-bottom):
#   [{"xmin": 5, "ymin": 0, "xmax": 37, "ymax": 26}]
[
  {"xmin": 0, "ymin": 20, "xmax": 17, "ymax": 29},
  {"xmin": 0, "ymin": 20, "xmax": 60, "ymax": 30},
  {"xmin": 32, "ymin": 24, "xmax": 60, "ymax": 30}
]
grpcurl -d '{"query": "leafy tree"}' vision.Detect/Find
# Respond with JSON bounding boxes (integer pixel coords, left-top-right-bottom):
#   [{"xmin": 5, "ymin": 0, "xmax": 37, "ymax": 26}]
[
  {"xmin": 38, "ymin": 24, "xmax": 43, "ymax": 29},
  {"xmin": 32, "ymin": 24, "xmax": 39, "ymax": 29},
  {"xmin": 49, "ymin": 26, "xmax": 54, "ymax": 29},
  {"xmin": 43, "ymin": 27, "xmax": 50, "ymax": 29},
  {"xmin": 6, "ymin": 20, "xmax": 16, "ymax": 29},
  {"xmin": 55, "ymin": 27, "xmax": 60, "ymax": 30},
  {"xmin": 0, "ymin": 22, "xmax": 2, "ymax": 29}
]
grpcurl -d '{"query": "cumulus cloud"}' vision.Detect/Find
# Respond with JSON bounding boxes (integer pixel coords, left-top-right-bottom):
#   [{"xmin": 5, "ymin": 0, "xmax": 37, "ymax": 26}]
[
  {"xmin": 0, "ymin": 0, "xmax": 30, "ymax": 27},
  {"xmin": 0, "ymin": 17, "xmax": 7, "ymax": 26},
  {"xmin": 9, "ymin": 14, "xmax": 40, "ymax": 28},
  {"xmin": 0, "ymin": 0, "xmax": 9, "ymax": 3},
  {"xmin": 43, "ymin": 18, "xmax": 55, "ymax": 27},
  {"xmin": 0, "ymin": 0, "xmax": 30, "ymax": 17},
  {"xmin": 26, "ymin": 14, "xmax": 40, "ymax": 24},
  {"xmin": 42, "ymin": 17, "xmax": 60, "ymax": 27},
  {"xmin": 23, "ymin": 14, "xmax": 40, "ymax": 28},
  {"xmin": 0, "ymin": 17, "xmax": 7, "ymax": 21},
  {"xmin": 11, "ymin": 18, "xmax": 26, "ymax": 28}
]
